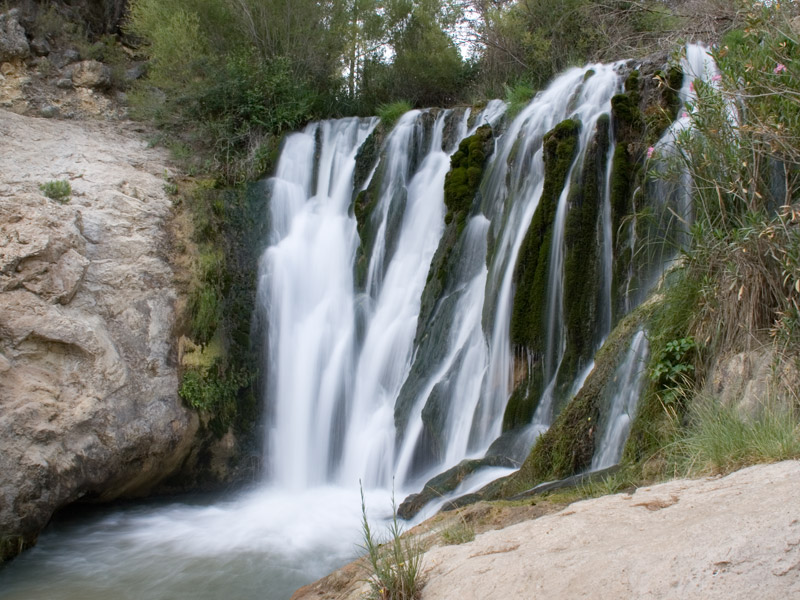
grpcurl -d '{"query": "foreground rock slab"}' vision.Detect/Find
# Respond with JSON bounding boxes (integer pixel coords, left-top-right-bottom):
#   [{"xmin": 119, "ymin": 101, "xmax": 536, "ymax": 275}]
[
  {"xmin": 296, "ymin": 460, "xmax": 800, "ymax": 599},
  {"xmin": 0, "ymin": 109, "xmax": 197, "ymax": 560}
]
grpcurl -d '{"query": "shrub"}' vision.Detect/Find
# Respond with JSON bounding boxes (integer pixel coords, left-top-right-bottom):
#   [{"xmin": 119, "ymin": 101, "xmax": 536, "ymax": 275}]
[
  {"xmin": 658, "ymin": 6, "xmax": 800, "ymax": 352},
  {"xmin": 39, "ymin": 180, "xmax": 71, "ymax": 202}
]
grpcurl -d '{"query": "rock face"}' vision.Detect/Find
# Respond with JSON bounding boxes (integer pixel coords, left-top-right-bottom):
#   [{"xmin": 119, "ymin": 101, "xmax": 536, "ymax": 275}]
[
  {"xmin": 0, "ymin": 108, "xmax": 198, "ymax": 561},
  {"xmin": 0, "ymin": 9, "xmax": 29, "ymax": 63}
]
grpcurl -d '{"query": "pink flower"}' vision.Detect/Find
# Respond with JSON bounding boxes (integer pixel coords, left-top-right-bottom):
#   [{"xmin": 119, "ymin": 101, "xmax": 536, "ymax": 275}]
[
  {"xmin": 682, "ymin": 111, "xmax": 689, "ymax": 118},
  {"xmin": 689, "ymin": 80, "xmax": 695, "ymax": 92},
  {"xmin": 774, "ymin": 63, "xmax": 787, "ymax": 74},
  {"xmin": 646, "ymin": 146, "xmax": 655, "ymax": 159},
  {"xmin": 712, "ymin": 74, "xmax": 722, "ymax": 82}
]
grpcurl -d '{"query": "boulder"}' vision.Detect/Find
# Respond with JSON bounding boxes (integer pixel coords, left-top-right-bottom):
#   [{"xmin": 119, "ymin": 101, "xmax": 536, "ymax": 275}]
[
  {"xmin": 0, "ymin": 9, "xmax": 29, "ymax": 63},
  {"xmin": 30, "ymin": 37, "xmax": 51, "ymax": 57},
  {"xmin": 71, "ymin": 60, "xmax": 111, "ymax": 89},
  {"xmin": 0, "ymin": 108, "xmax": 199, "ymax": 561}
]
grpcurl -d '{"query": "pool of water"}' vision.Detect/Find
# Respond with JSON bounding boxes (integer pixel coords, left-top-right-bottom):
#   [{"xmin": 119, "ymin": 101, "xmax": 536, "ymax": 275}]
[{"xmin": 0, "ymin": 486, "xmax": 394, "ymax": 600}]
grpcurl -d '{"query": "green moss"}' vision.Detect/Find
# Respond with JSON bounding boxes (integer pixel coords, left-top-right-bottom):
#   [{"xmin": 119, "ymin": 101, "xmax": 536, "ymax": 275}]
[
  {"xmin": 610, "ymin": 93, "xmax": 643, "ymax": 140},
  {"xmin": 623, "ymin": 268, "xmax": 703, "ymax": 467},
  {"xmin": 443, "ymin": 125, "xmax": 493, "ymax": 230},
  {"xmin": 500, "ymin": 307, "xmax": 651, "ymax": 496},
  {"xmin": 180, "ymin": 182, "xmax": 267, "ymax": 440},
  {"xmin": 502, "ymin": 366, "xmax": 545, "ymax": 430},
  {"xmin": 510, "ymin": 118, "xmax": 581, "ymax": 351},
  {"xmin": 558, "ymin": 115, "xmax": 610, "ymax": 396}
]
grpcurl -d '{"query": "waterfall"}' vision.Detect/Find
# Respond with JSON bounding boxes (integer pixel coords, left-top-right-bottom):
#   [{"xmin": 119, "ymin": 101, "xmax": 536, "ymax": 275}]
[
  {"xmin": 259, "ymin": 62, "xmax": 631, "ymax": 494},
  {"xmin": 591, "ymin": 330, "xmax": 650, "ymax": 470},
  {"xmin": 259, "ymin": 117, "xmax": 377, "ymax": 488},
  {"xmin": 0, "ymin": 44, "xmax": 723, "ymax": 600}
]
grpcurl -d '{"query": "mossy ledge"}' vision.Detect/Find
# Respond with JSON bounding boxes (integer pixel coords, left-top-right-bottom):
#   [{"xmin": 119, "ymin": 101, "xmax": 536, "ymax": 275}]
[
  {"xmin": 496, "ymin": 306, "xmax": 652, "ymax": 498},
  {"xmin": 503, "ymin": 118, "xmax": 581, "ymax": 428},
  {"xmin": 556, "ymin": 114, "xmax": 611, "ymax": 402}
]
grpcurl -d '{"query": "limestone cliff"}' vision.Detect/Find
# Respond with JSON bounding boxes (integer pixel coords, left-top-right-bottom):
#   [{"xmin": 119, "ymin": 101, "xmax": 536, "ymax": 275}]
[{"xmin": 0, "ymin": 108, "xmax": 198, "ymax": 561}]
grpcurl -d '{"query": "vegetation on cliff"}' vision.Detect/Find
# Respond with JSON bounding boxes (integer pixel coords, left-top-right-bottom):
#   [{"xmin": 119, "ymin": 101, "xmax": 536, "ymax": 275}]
[{"xmin": 506, "ymin": 4, "xmax": 800, "ymax": 498}]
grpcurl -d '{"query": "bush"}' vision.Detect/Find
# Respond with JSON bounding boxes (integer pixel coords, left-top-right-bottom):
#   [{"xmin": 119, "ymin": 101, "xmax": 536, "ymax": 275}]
[
  {"xmin": 657, "ymin": 5, "xmax": 800, "ymax": 352},
  {"xmin": 39, "ymin": 180, "xmax": 71, "ymax": 202}
]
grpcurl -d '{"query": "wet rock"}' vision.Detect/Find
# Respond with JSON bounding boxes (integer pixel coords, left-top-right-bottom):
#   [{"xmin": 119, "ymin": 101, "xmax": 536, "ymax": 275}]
[
  {"xmin": 0, "ymin": 9, "xmax": 29, "ymax": 62},
  {"xmin": 71, "ymin": 60, "xmax": 111, "ymax": 89},
  {"xmin": 398, "ymin": 455, "xmax": 515, "ymax": 519}
]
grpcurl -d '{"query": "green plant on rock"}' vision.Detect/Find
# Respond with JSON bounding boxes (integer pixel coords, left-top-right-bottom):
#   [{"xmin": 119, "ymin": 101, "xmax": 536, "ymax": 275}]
[
  {"xmin": 360, "ymin": 485, "xmax": 424, "ymax": 600},
  {"xmin": 179, "ymin": 363, "xmax": 253, "ymax": 437},
  {"xmin": 504, "ymin": 81, "xmax": 535, "ymax": 119},
  {"xmin": 650, "ymin": 336, "xmax": 697, "ymax": 406},
  {"xmin": 377, "ymin": 101, "xmax": 413, "ymax": 128},
  {"xmin": 39, "ymin": 180, "xmax": 71, "ymax": 203},
  {"xmin": 443, "ymin": 125, "xmax": 493, "ymax": 231}
]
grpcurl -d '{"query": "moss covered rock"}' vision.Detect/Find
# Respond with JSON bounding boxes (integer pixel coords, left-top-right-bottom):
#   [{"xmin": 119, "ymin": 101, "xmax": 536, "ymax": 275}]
[
  {"xmin": 498, "ymin": 307, "xmax": 651, "ymax": 497},
  {"xmin": 557, "ymin": 114, "xmax": 611, "ymax": 399},
  {"xmin": 504, "ymin": 118, "xmax": 581, "ymax": 428}
]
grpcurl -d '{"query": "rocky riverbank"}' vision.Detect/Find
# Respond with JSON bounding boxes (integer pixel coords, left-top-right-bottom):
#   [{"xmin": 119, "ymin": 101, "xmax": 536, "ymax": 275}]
[{"xmin": 294, "ymin": 460, "xmax": 800, "ymax": 599}]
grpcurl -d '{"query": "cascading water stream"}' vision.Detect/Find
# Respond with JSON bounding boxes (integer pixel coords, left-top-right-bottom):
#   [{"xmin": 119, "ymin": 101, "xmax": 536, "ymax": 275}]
[
  {"xmin": 591, "ymin": 330, "xmax": 650, "ymax": 470},
  {"xmin": 524, "ymin": 65, "xmax": 622, "ymax": 433},
  {"xmin": 341, "ymin": 109, "xmax": 470, "ymax": 487},
  {"xmin": 260, "ymin": 117, "xmax": 377, "ymax": 488}
]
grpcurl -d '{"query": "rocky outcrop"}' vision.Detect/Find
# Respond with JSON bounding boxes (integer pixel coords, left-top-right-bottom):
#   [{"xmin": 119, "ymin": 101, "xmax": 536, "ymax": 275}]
[
  {"xmin": 0, "ymin": 7, "xmax": 125, "ymax": 120},
  {"xmin": 0, "ymin": 108, "xmax": 198, "ymax": 561},
  {"xmin": 0, "ymin": 9, "xmax": 29, "ymax": 63}
]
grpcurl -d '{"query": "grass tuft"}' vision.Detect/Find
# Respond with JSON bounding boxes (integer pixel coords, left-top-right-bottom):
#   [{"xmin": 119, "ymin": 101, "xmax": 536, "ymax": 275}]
[
  {"xmin": 440, "ymin": 520, "xmax": 475, "ymax": 546},
  {"xmin": 377, "ymin": 101, "xmax": 413, "ymax": 128},
  {"xmin": 504, "ymin": 81, "xmax": 535, "ymax": 119},
  {"xmin": 360, "ymin": 484, "xmax": 424, "ymax": 600},
  {"xmin": 39, "ymin": 179, "xmax": 71, "ymax": 203},
  {"xmin": 667, "ymin": 397, "xmax": 800, "ymax": 476}
]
